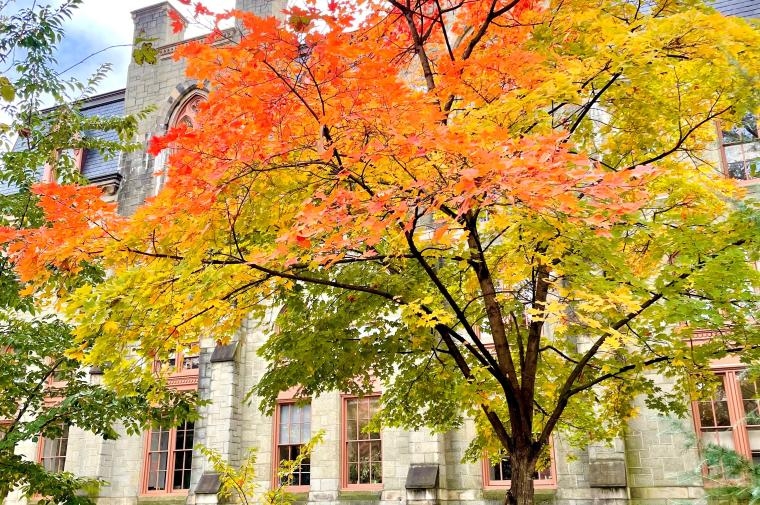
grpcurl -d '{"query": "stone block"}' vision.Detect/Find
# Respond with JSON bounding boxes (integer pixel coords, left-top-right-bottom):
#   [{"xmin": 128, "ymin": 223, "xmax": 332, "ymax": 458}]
[
  {"xmin": 195, "ymin": 472, "xmax": 221, "ymax": 494},
  {"xmin": 588, "ymin": 460, "xmax": 627, "ymax": 488},
  {"xmin": 406, "ymin": 464, "xmax": 439, "ymax": 489}
]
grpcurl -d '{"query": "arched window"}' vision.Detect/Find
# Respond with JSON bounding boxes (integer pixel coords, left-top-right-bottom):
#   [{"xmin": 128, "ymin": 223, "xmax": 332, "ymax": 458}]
[
  {"xmin": 170, "ymin": 93, "xmax": 204, "ymax": 129},
  {"xmin": 153, "ymin": 90, "xmax": 207, "ymax": 195}
]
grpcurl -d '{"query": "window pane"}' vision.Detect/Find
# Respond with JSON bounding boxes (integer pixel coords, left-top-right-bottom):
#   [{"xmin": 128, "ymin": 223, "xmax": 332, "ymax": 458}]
[
  {"xmin": 182, "ymin": 355, "xmax": 199, "ymax": 370},
  {"xmin": 277, "ymin": 403, "xmax": 311, "ymax": 486},
  {"xmin": 347, "ymin": 399, "xmax": 357, "ymax": 421},
  {"xmin": 171, "ymin": 422, "xmax": 194, "ymax": 490},
  {"xmin": 698, "ymin": 402, "xmax": 714, "ymax": 427},
  {"xmin": 345, "ymin": 397, "xmax": 381, "ymax": 485},
  {"xmin": 741, "ymin": 379, "xmax": 760, "ymax": 426},
  {"xmin": 148, "ymin": 451, "xmax": 168, "ymax": 490},
  {"xmin": 714, "ymin": 400, "xmax": 731, "ymax": 426},
  {"xmin": 40, "ymin": 426, "xmax": 68, "ymax": 473},
  {"xmin": 349, "ymin": 462, "xmax": 359, "ymax": 484},
  {"xmin": 348, "ymin": 441, "xmax": 358, "ymax": 463},
  {"xmin": 370, "ymin": 461, "xmax": 382, "ymax": 484}
]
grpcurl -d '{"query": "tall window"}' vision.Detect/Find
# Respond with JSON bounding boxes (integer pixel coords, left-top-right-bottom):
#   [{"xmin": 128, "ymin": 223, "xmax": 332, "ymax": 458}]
[
  {"xmin": 694, "ymin": 370, "xmax": 760, "ymax": 465},
  {"xmin": 275, "ymin": 402, "xmax": 311, "ymax": 488},
  {"xmin": 343, "ymin": 396, "xmax": 382, "ymax": 488},
  {"xmin": 39, "ymin": 425, "xmax": 69, "ymax": 473},
  {"xmin": 143, "ymin": 421, "xmax": 194, "ymax": 494},
  {"xmin": 155, "ymin": 91, "xmax": 206, "ymax": 195}
]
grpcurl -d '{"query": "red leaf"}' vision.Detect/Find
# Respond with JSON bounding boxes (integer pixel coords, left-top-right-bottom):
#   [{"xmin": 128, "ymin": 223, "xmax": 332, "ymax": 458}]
[{"xmin": 168, "ymin": 9, "xmax": 185, "ymax": 33}]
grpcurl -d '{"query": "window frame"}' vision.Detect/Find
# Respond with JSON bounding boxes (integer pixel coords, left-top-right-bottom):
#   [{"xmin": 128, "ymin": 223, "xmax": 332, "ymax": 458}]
[
  {"xmin": 272, "ymin": 400, "xmax": 312, "ymax": 492},
  {"xmin": 716, "ymin": 118, "xmax": 760, "ymax": 182},
  {"xmin": 155, "ymin": 90, "xmax": 208, "ymax": 196},
  {"xmin": 41, "ymin": 148, "xmax": 85, "ymax": 184},
  {"xmin": 140, "ymin": 421, "xmax": 195, "ymax": 496},
  {"xmin": 153, "ymin": 348, "xmax": 199, "ymax": 391},
  {"xmin": 37, "ymin": 425, "xmax": 69, "ymax": 473},
  {"xmin": 693, "ymin": 366, "xmax": 760, "ymax": 465},
  {"xmin": 481, "ymin": 444, "xmax": 557, "ymax": 490},
  {"xmin": 341, "ymin": 394, "xmax": 383, "ymax": 491}
]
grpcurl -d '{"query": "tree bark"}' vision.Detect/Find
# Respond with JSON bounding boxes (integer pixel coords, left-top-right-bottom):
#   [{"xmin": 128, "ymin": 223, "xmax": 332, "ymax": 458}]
[{"xmin": 505, "ymin": 444, "xmax": 536, "ymax": 505}]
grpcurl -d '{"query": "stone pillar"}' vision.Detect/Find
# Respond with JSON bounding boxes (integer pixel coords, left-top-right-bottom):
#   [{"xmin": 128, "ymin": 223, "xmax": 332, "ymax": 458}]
[
  {"xmin": 131, "ymin": 3, "xmax": 187, "ymax": 48},
  {"xmin": 60, "ymin": 369, "xmax": 109, "ymax": 486},
  {"xmin": 308, "ymin": 391, "xmax": 341, "ymax": 504},
  {"xmin": 396, "ymin": 427, "xmax": 446, "ymax": 505},
  {"xmin": 235, "ymin": 0, "xmax": 287, "ymax": 18},
  {"xmin": 587, "ymin": 439, "xmax": 629, "ymax": 505},
  {"xmin": 119, "ymin": 3, "xmax": 195, "ymax": 217},
  {"xmin": 190, "ymin": 339, "xmax": 240, "ymax": 505}
]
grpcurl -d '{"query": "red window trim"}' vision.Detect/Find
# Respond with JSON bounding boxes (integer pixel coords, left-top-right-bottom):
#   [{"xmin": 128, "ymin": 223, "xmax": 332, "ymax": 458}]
[
  {"xmin": 272, "ymin": 399, "xmax": 311, "ymax": 493},
  {"xmin": 341, "ymin": 394, "xmax": 382, "ymax": 491},
  {"xmin": 153, "ymin": 349, "xmax": 199, "ymax": 391},
  {"xmin": 692, "ymin": 367, "xmax": 758, "ymax": 465},
  {"xmin": 41, "ymin": 148, "xmax": 85, "ymax": 184},
  {"xmin": 715, "ymin": 119, "xmax": 760, "ymax": 183},
  {"xmin": 140, "ymin": 422, "xmax": 194, "ymax": 496},
  {"xmin": 481, "ymin": 444, "xmax": 557, "ymax": 490},
  {"xmin": 37, "ymin": 426, "xmax": 69, "ymax": 473}
]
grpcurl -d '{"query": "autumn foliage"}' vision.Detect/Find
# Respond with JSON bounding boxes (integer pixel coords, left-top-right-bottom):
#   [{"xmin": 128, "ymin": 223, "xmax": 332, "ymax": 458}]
[{"xmin": 3, "ymin": 0, "xmax": 760, "ymax": 504}]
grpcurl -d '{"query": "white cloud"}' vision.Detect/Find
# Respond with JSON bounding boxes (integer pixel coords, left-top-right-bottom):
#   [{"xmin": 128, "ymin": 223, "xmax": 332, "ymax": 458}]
[{"xmin": 59, "ymin": 0, "xmax": 235, "ymax": 93}]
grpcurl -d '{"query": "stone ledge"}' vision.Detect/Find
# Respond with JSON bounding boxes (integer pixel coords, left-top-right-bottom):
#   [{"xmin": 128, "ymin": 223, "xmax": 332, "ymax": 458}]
[
  {"xmin": 338, "ymin": 490, "xmax": 383, "ymax": 501},
  {"xmin": 287, "ymin": 491, "xmax": 309, "ymax": 503},
  {"xmin": 482, "ymin": 488, "xmax": 557, "ymax": 501},
  {"xmin": 136, "ymin": 496, "xmax": 188, "ymax": 505},
  {"xmin": 629, "ymin": 486, "xmax": 698, "ymax": 500}
]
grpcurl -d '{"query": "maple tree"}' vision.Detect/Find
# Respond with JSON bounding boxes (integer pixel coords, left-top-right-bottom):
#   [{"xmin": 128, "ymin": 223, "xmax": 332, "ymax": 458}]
[
  {"xmin": 0, "ymin": 1, "xmax": 197, "ymax": 502},
  {"xmin": 3, "ymin": 1, "xmax": 760, "ymax": 504}
]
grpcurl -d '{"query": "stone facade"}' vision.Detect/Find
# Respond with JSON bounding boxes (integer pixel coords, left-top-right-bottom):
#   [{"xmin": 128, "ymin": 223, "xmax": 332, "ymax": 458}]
[{"xmin": 7, "ymin": 2, "xmax": 760, "ymax": 505}]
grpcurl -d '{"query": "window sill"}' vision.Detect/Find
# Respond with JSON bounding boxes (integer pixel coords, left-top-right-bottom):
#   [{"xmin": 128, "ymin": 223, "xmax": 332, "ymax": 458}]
[
  {"xmin": 285, "ymin": 491, "xmax": 309, "ymax": 502},
  {"xmin": 137, "ymin": 493, "xmax": 189, "ymax": 505},
  {"xmin": 482, "ymin": 487, "xmax": 556, "ymax": 500},
  {"xmin": 284, "ymin": 486, "xmax": 310, "ymax": 494},
  {"xmin": 338, "ymin": 488, "xmax": 383, "ymax": 500}
]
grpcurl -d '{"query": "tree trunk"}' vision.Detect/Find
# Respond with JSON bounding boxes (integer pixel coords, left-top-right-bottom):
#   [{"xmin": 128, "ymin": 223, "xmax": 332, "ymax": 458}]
[{"xmin": 505, "ymin": 448, "xmax": 536, "ymax": 505}]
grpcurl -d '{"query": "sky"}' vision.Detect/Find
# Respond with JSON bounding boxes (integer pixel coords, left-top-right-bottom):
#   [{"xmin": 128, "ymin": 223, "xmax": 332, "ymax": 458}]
[{"xmin": 13, "ymin": 0, "xmax": 236, "ymax": 94}]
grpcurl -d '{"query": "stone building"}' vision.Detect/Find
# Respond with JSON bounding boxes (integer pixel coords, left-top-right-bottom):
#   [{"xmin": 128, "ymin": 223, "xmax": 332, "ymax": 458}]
[{"xmin": 5, "ymin": 1, "xmax": 760, "ymax": 505}]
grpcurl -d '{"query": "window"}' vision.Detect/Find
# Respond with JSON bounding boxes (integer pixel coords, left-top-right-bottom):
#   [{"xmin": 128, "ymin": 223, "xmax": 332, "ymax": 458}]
[
  {"xmin": 41, "ymin": 148, "xmax": 85, "ymax": 184},
  {"xmin": 694, "ymin": 370, "xmax": 760, "ymax": 466},
  {"xmin": 155, "ymin": 91, "xmax": 207, "ymax": 195},
  {"xmin": 718, "ymin": 114, "xmax": 760, "ymax": 180},
  {"xmin": 155, "ymin": 348, "xmax": 199, "ymax": 391},
  {"xmin": 38, "ymin": 425, "xmax": 69, "ymax": 473},
  {"xmin": 166, "ymin": 351, "xmax": 200, "ymax": 373},
  {"xmin": 142, "ymin": 421, "xmax": 194, "ymax": 494},
  {"xmin": 343, "ymin": 396, "xmax": 382, "ymax": 488},
  {"xmin": 275, "ymin": 402, "xmax": 311, "ymax": 488},
  {"xmin": 483, "ymin": 448, "xmax": 556, "ymax": 489}
]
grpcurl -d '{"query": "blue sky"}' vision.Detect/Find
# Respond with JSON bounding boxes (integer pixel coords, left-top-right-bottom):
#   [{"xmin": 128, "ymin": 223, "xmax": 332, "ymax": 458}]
[{"xmin": 13, "ymin": 0, "xmax": 235, "ymax": 95}]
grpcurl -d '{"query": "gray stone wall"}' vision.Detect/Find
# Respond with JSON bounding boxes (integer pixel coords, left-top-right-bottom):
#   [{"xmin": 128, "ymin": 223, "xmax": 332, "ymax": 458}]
[
  {"xmin": 235, "ymin": 0, "xmax": 287, "ymax": 18},
  {"xmin": 3, "ymin": 3, "xmax": 716, "ymax": 505}
]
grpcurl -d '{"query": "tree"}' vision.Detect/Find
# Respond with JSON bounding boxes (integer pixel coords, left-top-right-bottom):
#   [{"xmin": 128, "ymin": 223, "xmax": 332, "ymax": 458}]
[
  {"xmin": 2, "ymin": 1, "xmax": 760, "ymax": 505},
  {"xmin": 0, "ymin": 1, "xmax": 196, "ymax": 502}
]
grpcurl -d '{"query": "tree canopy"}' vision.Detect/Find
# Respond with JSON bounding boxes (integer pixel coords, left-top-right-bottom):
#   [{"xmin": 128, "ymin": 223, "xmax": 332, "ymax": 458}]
[
  {"xmin": 3, "ymin": 1, "xmax": 760, "ymax": 504},
  {"xmin": 0, "ymin": 1, "xmax": 196, "ymax": 502}
]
